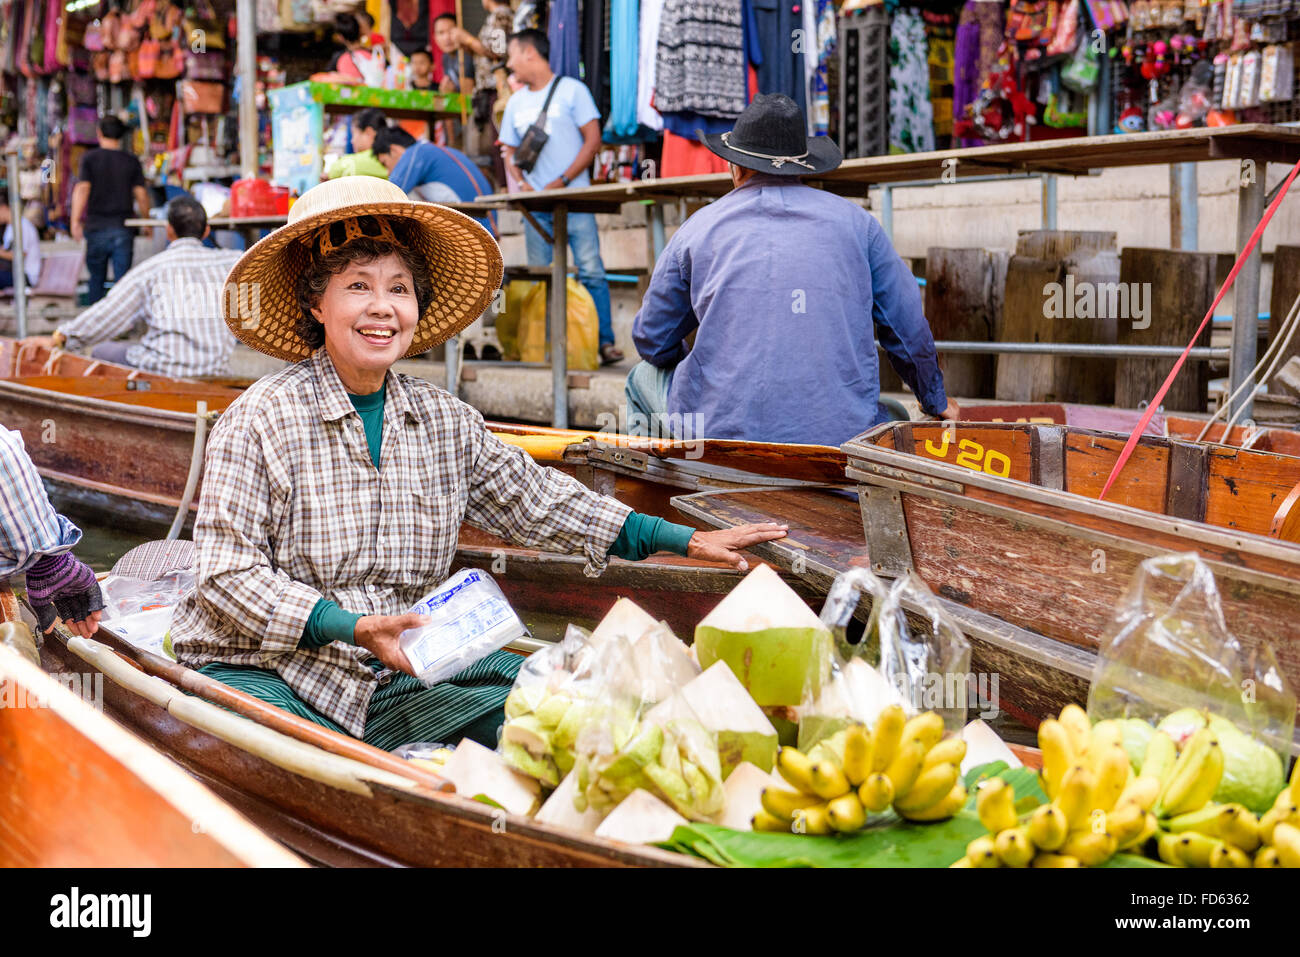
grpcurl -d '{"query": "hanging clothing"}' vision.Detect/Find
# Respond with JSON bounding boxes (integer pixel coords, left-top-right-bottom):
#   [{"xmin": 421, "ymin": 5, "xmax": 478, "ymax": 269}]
[
  {"xmin": 660, "ymin": 129, "xmax": 730, "ymax": 177},
  {"xmin": 389, "ymin": 0, "xmax": 430, "ymax": 56},
  {"xmin": 807, "ymin": 0, "xmax": 836, "ymax": 136},
  {"xmin": 753, "ymin": 0, "xmax": 806, "ymax": 114},
  {"xmin": 888, "ymin": 8, "xmax": 935, "ymax": 154},
  {"xmin": 608, "ymin": 0, "xmax": 640, "ymax": 137},
  {"xmin": 582, "ymin": 0, "xmax": 608, "ymax": 119},
  {"xmin": 637, "ymin": 0, "xmax": 667, "ymax": 131},
  {"xmin": 954, "ymin": 0, "xmax": 1005, "ymax": 147},
  {"xmin": 548, "ymin": 0, "xmax": 581, "ymax": 80},
  {"xmin": 656, "ymin": 0, "xmax": 747, "ymax": 118},
  {"xmin": 926, "ymin": 12, "xmax": 957, "ymax": 144}
]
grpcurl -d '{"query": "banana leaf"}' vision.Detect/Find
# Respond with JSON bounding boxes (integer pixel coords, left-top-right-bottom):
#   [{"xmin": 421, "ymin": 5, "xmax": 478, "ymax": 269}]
[{"xmin": 660, "ymin": 763, "xmax": 1169, "ymax": 868}]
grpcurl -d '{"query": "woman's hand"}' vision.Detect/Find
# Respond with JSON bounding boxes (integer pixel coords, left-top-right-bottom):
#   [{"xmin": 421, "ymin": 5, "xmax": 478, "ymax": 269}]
[
  {"xmin": 686, "ymin": 523, "xmax": 788, "ymax": 571},
  {"xmin": 353, "ymin": 613, "xmax": 428, "ymax": 677}
]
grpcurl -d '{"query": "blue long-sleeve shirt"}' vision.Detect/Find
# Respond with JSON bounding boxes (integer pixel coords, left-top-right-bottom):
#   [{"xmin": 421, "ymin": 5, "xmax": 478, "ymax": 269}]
[
  {"xmin": 387, "ymin": 142, "xmax": 496, "ymax": 235},
  {"xmin": 632, "ymin": 174, "xmax": 948, "ymax": 447}
]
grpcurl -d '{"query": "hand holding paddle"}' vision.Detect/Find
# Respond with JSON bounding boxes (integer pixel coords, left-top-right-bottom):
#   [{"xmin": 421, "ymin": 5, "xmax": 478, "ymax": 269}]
[
  {"xmin": 687, "ymin": 522, "xmax": 788, "ymax": 571},
  {"xmin": 354, "ymin": 613, "xmax": 428, "ymax": 677}
]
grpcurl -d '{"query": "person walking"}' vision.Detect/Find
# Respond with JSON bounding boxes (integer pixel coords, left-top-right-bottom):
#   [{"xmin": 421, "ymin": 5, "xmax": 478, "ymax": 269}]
[
  {"xmin": 500, "ymin": 29, "xmax": 622, "ymax": 364},
  {"xmin": 71, "ymin": 115, "xmax": 150, "ymax": 304}
]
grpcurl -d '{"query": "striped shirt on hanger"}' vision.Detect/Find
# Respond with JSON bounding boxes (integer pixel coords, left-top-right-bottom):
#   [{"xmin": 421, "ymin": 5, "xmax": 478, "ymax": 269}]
[{"xmin": 58, "ymin": 238, "xmax": 243, "ymax": 378}]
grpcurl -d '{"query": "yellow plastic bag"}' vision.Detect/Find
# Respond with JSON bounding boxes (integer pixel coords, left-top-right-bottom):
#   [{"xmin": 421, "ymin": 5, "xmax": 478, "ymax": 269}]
[
  {"xmin": 495, "ymin": 280, "xmax": 533, "ymax": 362},
  {"xmin": 518, "ymin": 278, "xmax": 600, "ymax": 372}
]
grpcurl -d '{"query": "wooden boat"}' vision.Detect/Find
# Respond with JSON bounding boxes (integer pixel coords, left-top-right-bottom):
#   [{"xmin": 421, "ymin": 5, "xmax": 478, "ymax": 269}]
[
  {"xmin": 0, "ymin": 577, "xmax": 706, "ymax": 869},
  {"xmin": 16, "ymin": 570, "xmax": 1045, "ymax": 868},
  {"xmin": 958, "ymin": 400, "xmax": 1300, "ymax": 458},
  {"xmin": 673, "ymin": 420, "xmax": 1300, "ymax": 736},
  {"xmin": 0, "ymin": 606, "xmax": 304, "ymax": 866}
]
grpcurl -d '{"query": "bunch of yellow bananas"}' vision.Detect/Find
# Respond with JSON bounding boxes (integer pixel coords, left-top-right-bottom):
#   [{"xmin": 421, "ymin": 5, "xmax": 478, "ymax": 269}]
[
  {"xmin": 753, "ymin": 706, "xmax": 967, "ymax": 835},
  {"xmin": 1156, "ymin": 762, "xmax": 1300, "ymax": 868},
  {"xmin": 956, "ymin": 704, "xmax": 1163, "ymax": 868}
]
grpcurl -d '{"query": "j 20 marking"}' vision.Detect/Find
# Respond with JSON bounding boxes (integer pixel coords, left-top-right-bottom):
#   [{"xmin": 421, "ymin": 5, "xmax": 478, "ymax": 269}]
[{"xmin": 923, "ymin": 432, "xmax": 1011, "ymax": 478}]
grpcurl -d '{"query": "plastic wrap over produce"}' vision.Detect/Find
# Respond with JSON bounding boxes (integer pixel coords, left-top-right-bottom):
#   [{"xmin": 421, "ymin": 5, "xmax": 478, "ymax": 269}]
[
  {"xmin": 1087, "ymin": 553, "xmax": 1295, "ymax": 814},
  {"xmin": 498, "ymin": 624, "xmax": 606, "ymax": 788},
  {"xmin": 572, "ymin": 627, "xmax": 725, "ymax": 821},
  {"xmin": 799, "ymin": 568, "xmax": 909, "ymax": 752},
  {"xmin": 876, "ymin": 573, "xmax": 973, "ymax": 733}
]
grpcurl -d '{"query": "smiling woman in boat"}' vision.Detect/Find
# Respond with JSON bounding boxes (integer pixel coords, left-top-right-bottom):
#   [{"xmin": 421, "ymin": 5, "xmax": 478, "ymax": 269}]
[{"xmin": 169, "ymin": 177, "xmax": 786, "ymax": 751}]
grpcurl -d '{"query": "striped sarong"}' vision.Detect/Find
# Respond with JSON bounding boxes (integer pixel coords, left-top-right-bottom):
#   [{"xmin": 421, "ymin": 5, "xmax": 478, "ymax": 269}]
[{"xmin": 197, "ymin": 649, "xmax": 521, "ymax": 752}]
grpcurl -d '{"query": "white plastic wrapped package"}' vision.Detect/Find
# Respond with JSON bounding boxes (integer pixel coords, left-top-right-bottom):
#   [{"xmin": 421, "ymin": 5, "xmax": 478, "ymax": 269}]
[
  {"xmin": 398, "ymin": 569, "xmax": 529, "ymax": 688},
  {"xmin": 99, "ymin": 570, "xmax": 196, "ymax": 659}
]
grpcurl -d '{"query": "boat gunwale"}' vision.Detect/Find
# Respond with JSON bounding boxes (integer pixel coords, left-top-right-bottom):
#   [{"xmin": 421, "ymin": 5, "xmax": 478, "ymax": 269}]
[
  {"xmin": 38, "ymin": 623, "xmax": 704, "ymax": 869},
  {"xmin": 0, "ymin": 378, "xmax": 219, "ymax": 431},
  {"xmin": 844, "ymin": 422, "xmax": 1300, "ymax": 571}
]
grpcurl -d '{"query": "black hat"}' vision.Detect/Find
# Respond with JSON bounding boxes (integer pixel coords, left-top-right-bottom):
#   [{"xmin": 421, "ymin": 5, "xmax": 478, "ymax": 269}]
[{"xmin": 700, "ymin": 93, "xmax": 842, "ymax": 176}]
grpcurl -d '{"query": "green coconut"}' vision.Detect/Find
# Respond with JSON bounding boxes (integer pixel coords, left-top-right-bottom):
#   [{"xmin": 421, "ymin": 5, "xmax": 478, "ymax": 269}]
[
  {"xmin": 1156, "ymin": 709, "xmax": 1287, "ymax": 814},
  {"xmin": 652, "ymin": 661, "xmax": 778, "ymax": 778},
  {"xmin": 694, "ymin": 564, "xmax": 833, "ymax": 707},
  {"xmin": 1119, "ymin": 718, "xmax": 1156, "ymax": 773}
]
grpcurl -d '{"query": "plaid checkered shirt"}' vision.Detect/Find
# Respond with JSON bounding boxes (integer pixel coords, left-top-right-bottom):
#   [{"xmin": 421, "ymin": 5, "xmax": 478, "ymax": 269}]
[
  {"xmin": 0, "ymin": 426, "xmax": 82, "ymax": 579},
  {"xmin": 58, "ymin": 238, "xmax": 243, "ymax": 377},
  {"xmin": 170, "ymin": 348, "xmax": 633, "ymax": 737}
]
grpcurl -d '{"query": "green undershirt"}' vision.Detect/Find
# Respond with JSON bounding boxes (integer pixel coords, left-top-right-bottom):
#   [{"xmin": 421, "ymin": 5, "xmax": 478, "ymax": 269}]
[{"xmin": 298, "ymin": 388, "xmax": 696, "ymax": 651}]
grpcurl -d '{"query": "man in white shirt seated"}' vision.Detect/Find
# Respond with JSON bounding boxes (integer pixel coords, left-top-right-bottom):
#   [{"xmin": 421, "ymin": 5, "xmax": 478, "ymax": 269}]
[
  {"xmin": 22, "ymin": 196, "xmax": 242, "ymax": 378},
  {"xmin": 0, "ymin": 201, "xmax": 41, "ymax": 290}
]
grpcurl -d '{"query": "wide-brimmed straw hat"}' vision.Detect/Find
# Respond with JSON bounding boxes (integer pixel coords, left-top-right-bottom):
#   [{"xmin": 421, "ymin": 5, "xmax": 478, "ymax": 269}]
[
  {"xmin": 222, "ymin": 177, "xmax": 503, "ymax": 361},
  {"xmin": 700, "ymin": 93, "xmax": 842, "ymax": 177}
]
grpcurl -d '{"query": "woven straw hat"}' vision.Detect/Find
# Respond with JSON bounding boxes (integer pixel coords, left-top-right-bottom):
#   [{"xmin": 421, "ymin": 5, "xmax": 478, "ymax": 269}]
[{"xmin": 222, "ymin": 177, "xmax": 503, "ymax": 361}]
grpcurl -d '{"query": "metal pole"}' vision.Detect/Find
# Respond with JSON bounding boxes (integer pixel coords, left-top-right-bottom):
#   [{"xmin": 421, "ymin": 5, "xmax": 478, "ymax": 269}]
[
  {"xmin": 880, "ymin": 184, "xmax": 893, "ymax": 242},
  {"xmin": 236, "ymin": 0, "xmax": 259, "ymax": 178},
  {"xmin": 445, "ymin": 335, "xmax": 459, "ymax": 395},
  {"xmin": 1170, "ymin": 163, "xmax": 1198, "ymax": 250},
  {"xmin": 5, "ymin": 147, "xmax": 26, "ymax": 339},
  {"xmin": 925, "ymin": 341, "xmax": 1226, "ymax": 360},
  {"xmin": 649, "ymin": 203, "xmax": 666, "ymax": 263},
  {"xmin": 1041, "ymin": 174, "xmax": 1058, "ymax": 230},
  {"xmin": 1228, "ymin": 161, "xmax": 1266, "ymax": 422},
  {"xmin": 550, "ymin": 202, "xmax": 568, "ymax": 429}
]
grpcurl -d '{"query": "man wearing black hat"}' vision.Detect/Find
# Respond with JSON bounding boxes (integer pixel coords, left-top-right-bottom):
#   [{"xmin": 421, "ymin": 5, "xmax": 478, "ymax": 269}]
[{"xmin": 628, "ymin": 94, "xmax": 958, "ymax": 447}]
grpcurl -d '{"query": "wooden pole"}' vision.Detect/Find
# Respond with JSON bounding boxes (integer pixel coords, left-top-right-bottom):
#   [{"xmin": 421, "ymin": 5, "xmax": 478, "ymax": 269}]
[{"xmin": 456, "ymin": 0, "xmax": 469, "ymax": 129}]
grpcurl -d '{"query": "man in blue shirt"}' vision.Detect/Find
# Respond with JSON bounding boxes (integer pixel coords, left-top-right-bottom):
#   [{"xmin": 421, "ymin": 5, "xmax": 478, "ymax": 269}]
[
  {"xmin": 374, "ymin": 126, "xmax": 496, "ymax": 236},
  {"xmin": 628, "ymin": 94, "xmax": 958, "ymax": 448},
  {"xmin": 499, "ymin": 28, "xmax": 623, "ymax": 365}
]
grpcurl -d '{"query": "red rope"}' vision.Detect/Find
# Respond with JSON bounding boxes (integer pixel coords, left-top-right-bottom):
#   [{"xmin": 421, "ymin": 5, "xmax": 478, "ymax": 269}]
[{"xmin": 1098, "ymin": 157, "xmax": 1300, "ymax": 501}]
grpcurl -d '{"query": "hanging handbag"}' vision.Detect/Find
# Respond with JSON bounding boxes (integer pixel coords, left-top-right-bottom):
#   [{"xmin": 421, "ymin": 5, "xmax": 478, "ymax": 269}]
[
  {"xmin": 180, "ymin": 78, "xmax": 224, "ymax": 113},
  {"xmin": 1061, "ymin": 37, "xmax": 1101, "ymax": 90},
  {"xmin": 85, "ymin": 17, "xmax": 105, "ymax": 51},
  {"xmin": 69, "ymin": 105, "xmax": 100, "ymax": 144},
  {"xmin": 185, "ymin": 49, "xmax": 225, "ymax": 80},
  {"xmin": 68, "ymin": 71, "xmax": 98, "ymax": 106},
  {"xmin": 185, "ymin": 0, "xmax": 226, "ymax": 49},
  {"xmin": 136, "ymin": 38, "xmax": 159, "ymax": 77},
  {"xmin": 511, "ymin": 77, "xmax": 560, "ymax": 173},
  {"xmin": 154, "ymin": 40, "xmax": 183, "ymax": 79}
]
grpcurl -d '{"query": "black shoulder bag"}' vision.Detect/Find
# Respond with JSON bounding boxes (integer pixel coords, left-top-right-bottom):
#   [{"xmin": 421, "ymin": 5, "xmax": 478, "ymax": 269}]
[{"xmin": 511, "ymin": 77, "xmax": 561, "ymax": 174}]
